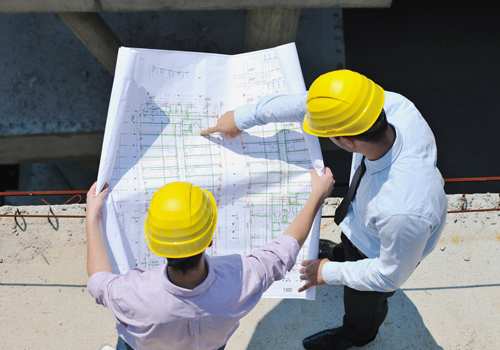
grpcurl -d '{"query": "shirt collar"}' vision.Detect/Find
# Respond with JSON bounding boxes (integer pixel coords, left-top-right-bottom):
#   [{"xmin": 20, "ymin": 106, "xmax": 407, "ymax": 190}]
[
  {"xmin": 365, "ymin": 123, "xmax": 403, "ymax": 175},
  {"xmin": 161, "ymin": 254, "xmax": 215, "ymax": 297}
]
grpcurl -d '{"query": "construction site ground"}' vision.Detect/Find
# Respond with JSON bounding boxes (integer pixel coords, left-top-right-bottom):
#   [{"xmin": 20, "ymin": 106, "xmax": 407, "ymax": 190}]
[{"xmin": 1, "ymin": 193, "xmax": 499, "ymax": 350}]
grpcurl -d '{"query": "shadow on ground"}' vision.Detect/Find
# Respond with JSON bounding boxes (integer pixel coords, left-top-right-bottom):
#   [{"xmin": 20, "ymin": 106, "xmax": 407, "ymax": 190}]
[{"xmin": 242, "ymin": 285, "xmax": 442, "ymax": 350}]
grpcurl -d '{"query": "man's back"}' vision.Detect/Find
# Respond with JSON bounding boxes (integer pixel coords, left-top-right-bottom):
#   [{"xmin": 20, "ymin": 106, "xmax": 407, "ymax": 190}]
[
  {"xmin": 88, "ymin": 235, "xmax": 299, "ymax": 350},
  {"xmin": 336, "ymin": 92, "xmax": 448, "ymax": 291}
]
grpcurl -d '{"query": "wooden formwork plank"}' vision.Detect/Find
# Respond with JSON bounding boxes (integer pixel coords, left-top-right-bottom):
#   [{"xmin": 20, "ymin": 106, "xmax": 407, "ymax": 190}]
[
  {"xmin": 245, "ymin": 8, "xmax": 300, "ymax": 52},
  {"xmin": 1, "ymin": 0, "xmax": 392, "ymax": 14},
  {"xmin": 57, "ymin": 12, "xmax": 122, "ymax": 74},
  {"xmin": 0, "ymin": 132, "xmax": 103, "ymax": 168}
]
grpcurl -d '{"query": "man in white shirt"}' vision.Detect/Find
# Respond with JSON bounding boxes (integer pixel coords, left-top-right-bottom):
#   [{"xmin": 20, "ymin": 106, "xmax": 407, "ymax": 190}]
[{"xmin": 201, "ymin": 70, "xmax": 447, "ymax": 350}]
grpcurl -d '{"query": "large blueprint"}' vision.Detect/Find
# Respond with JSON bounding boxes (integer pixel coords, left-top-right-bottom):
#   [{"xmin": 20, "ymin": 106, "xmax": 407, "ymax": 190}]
[{"xmin": 96, "ymin": 44, "xmax": 324, "ymax": 299}]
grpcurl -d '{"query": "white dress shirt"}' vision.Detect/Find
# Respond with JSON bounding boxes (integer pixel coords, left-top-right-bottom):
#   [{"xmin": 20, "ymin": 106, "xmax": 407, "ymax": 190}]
[{"xmin": 235, "ymin": 91, "xmax": 448, "ymax": 292}]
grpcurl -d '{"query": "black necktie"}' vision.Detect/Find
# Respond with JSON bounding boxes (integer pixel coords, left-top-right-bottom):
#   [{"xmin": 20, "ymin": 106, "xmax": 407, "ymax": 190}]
[{"xmin": 334, "ymin": 156, "xmax": 366, "ymax": 225}]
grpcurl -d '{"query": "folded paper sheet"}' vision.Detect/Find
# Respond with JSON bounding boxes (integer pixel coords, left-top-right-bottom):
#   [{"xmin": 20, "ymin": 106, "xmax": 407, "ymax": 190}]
[{"xmin": 96, "ymin": 43, "xmax": 324, "ymax": 299}]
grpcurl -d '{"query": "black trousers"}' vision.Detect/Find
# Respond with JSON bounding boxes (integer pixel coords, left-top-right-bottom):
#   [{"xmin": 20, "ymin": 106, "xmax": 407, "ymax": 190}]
[{"xmin": 331, "ymin": 233, "xmax": 395, "ymax": 346}]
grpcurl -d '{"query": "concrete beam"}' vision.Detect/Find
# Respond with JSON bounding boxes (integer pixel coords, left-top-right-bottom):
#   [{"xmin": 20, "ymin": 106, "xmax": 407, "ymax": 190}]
[
  {"xmin": 0, "ymin": 133, "xmax": 103, "ymax": 170},
  {"xmin": 245, "ymin": 8, "xmax": 300, "ymax": 52},
  {"xmin": 57, "ymin": 12, "xmax": 122, "ymax": 75},
  {"xmin": 1, "ymin": 0, "xmax": 392, "ymax": 14}
]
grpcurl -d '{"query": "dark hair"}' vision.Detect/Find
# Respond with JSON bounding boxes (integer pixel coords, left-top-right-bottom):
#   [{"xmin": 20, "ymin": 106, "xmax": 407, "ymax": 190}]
[
  {"xmin": 351, "ymin": 109, "xmax": 388, "ymax": 143},
  {"xmin": 167, "ymin": 252, "xmax": 204, "ymax": 275}
]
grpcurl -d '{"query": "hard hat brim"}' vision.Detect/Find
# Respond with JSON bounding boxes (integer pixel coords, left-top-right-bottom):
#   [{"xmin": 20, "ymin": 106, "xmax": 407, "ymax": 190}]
[
  {"xmin": 145, "ymin": 188, "xmax": 218, "ymax": 259},
  {"xmin": 303, "ymin": 70, "xmax": 385, "ymax": 138}
]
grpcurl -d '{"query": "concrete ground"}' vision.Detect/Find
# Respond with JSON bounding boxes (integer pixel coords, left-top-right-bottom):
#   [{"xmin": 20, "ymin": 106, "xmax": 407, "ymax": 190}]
[{"xmin": 1, "ymin": 194, "xmax": 499, "ymax": 349}]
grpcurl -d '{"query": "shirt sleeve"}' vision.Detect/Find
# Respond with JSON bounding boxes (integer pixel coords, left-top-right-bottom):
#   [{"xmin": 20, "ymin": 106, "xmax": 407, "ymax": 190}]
[
  {"xmin": 246, "ymin": 235, "xmax": 300, "ymax": 292},
  {"xmin": 322, "ymin": 214, "xmax": 432, "ymax": 292},
  {"xmin": 87, "ymin": 271, "xmax": 122, "ymax": 307},
  {"xmin": 234, "ymin": 92, "xmax": 308, "ymax": 130},
  {"xmin": 88, "ymin": 270, "xmax": 149, "ymax": 330}
]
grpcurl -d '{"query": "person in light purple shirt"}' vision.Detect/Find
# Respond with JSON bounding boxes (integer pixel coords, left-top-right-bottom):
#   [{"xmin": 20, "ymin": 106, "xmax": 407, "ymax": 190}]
[{"xmin": 86, "ymin": 168, "xmax": 334, "ymax": 350}]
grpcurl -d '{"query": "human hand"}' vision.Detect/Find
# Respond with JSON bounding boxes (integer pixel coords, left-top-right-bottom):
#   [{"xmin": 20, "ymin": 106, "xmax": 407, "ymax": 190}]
[
  {"xmin": 200, "ymin": 110, "xmax": 243, "ymax": 139},
  {"xmin": 298, "ymin": 258, "xmax": 329, "ymax": 292},
  {"xmin": 86, "ymin": 182, "xmax": 109, "ymax": 221},
  {"xmin": 309, "ymin": 167, "xmax": 335, "ymax": 202}
]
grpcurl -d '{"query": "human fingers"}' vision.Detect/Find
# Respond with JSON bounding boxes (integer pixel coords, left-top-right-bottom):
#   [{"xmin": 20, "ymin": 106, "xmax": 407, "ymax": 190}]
[
  {"xmin": 299, "ymin": 264, "xmax": 309, "ymax": 277},
  {"xmin": 309, "ymin": 169, "xmax": 319, "ymax": 189},
  {"xmin": 224, "ymin": 129, "xmax": 243, "ymax": 139},
  {"xmin": 298, "ymin": 281, "xmax": 312, "ymax": 293},
  {"xmin": 323, "ymin": 167, "xmax": 333, "ymax": 177},
  {"xmin": 309, "ymin": 167, "xmax": 318, "ymax": 177},
  {"xmin": 324, "ymin": 168, "xmax": 335, "ymax": 192},
  {"xmin": 97, "ymin": 183, "xmax": 110, "ymax": 199},
  {"xmin": 309, "ymin": 168, "xmax": 332, "ymax": 200},
  {"xmin": 87, "ymin": 183, "xmax": 108, "ymax": 210},
  {"xmin": 299, "ymin": 260, "xmax": 313, "ymax": 279},
  {"xmin": 200, "ymin": 125, "xmax": 220, "ymax": 135},
  {"xmin": 87, "ymin": 182, "xmax": 98, "ymax": 201},
  {"xmin": 88, "ymin": 181, "xmax": 97, "ymax": 195},
  {"xmin": 319, "ymin": 168, "xmax": 335, "ymax": 199}
]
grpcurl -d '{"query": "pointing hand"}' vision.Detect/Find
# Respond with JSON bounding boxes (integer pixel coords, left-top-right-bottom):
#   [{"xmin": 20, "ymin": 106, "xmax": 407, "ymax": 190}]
[{"xmin": 200, "ymin": 110, "xmax": 243, "ymax": 139}]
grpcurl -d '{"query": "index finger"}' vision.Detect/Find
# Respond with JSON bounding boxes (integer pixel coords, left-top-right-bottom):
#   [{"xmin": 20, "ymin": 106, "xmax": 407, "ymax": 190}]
[
  {"xmin": 200, "ymin": 125, "xmax": 220, "ymax": 135},
  {"xmin": 298, "ymin": 282, "xmax": 312, "ymax": 293}
]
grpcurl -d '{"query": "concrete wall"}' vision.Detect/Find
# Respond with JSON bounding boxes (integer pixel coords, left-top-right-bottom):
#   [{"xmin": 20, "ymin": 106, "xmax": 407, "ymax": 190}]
[{"xmin": 0, "ymin": 0, "xmax": 392, "ymax": 13}]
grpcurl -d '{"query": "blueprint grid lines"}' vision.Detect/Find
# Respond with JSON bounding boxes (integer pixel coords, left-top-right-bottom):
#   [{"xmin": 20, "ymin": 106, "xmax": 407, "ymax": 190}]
[{"xmin": 99, "ymin": 45, "xmax": 322, "ymax": 299}]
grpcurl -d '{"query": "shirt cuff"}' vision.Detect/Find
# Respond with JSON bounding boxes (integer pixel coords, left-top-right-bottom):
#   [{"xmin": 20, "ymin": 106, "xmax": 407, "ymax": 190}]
[
  {"xmin": 268, "ymin": 235, "xmax": 301, "ymax": 271},
  {"xmin": 234, "ymin": 104, "xmax": 256, "ymax": 131},
  {"xmin": 321, "ymin": 261, "xmax": 343, "ymax": 285}
]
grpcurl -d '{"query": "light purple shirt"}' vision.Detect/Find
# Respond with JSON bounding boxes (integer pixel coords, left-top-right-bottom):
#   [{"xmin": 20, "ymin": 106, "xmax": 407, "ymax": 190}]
[{"xmin": 88, "ymin": 235, "xmax": 299, "ymax": 350}]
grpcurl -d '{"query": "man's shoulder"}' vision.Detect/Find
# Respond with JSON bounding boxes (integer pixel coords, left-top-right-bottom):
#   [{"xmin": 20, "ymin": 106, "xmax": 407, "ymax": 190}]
[
  {"xmin": 384, "ymin": 91, "xmax": 412, "ymax": 104},
  {"xmin": 211, "ymin": 254, "xmax": 244, "ymax": 267},
  {"xmin": 211, "ymin": 253, "xmax": 261, "ymax": 274},
  {"xmin": 368, "ymin": 165, "xmax": 445, "ymax": 222},
  {"xmin": 383, "ymin": 91, "xmax": 420, "ymax": 117},
  {"xmin": 211, "ymin": 236, "xmax": 298, "ymax": 275}
]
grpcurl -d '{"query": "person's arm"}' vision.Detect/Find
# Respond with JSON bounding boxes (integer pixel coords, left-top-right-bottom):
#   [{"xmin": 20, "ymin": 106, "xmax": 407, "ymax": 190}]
[
  {"xmin": 245, "ymin": 167, "xmax": 334, "ymax": 292},
  {"xmin": 299, "ymin": 215, "xmax": 434, "ymax": 293},
  {"xmin": 283, "ymin": 167, "xmax": 334, "ymax": 248},
  {"xmin": 200, "ymin": 92, "xmax": 307, "ymax": 139},
  {"xmin": 86, "ymin": 182, "xmax": 113, "ymax": 277},
  {"xmin": 323, "ymin": 215, "xmax": 432, "ymax": 291}
]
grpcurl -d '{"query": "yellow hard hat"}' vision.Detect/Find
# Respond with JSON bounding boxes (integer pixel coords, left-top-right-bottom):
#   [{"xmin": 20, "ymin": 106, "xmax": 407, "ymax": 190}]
[
  {"xmin": 303, "ymin": 70, "xmax": 385, "ymax": 137},
  {"xmin": 144, "ymin": 182, "xmax": 217, "ymax": 258}
]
